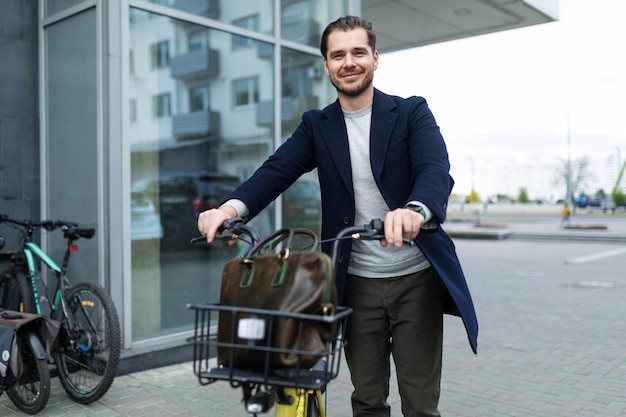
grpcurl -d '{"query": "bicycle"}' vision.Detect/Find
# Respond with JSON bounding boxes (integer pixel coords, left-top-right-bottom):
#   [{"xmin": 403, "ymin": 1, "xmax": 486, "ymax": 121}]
[
  {"xmin": 0, "ymin": 236, "xmax": 51, "ymax": 414},
  {"xmin": 187, "ymin": 218, "xmax": 389, "ymax": 416},
  {"xmin": 0, "ymin": 214, "xmax": 121, "ymax": 404}
]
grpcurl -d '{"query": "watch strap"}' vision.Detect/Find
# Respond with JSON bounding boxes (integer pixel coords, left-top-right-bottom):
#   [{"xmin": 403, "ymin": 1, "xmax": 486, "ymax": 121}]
[{"xmin": 404, "ymin": 203, "xmax": 427, "ymax": 219}]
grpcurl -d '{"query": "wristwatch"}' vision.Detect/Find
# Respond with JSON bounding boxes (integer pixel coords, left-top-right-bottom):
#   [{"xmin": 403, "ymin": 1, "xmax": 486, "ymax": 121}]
[{"xmin": 404, "ymin": 203, "xmax": 427, "ymax": 219}]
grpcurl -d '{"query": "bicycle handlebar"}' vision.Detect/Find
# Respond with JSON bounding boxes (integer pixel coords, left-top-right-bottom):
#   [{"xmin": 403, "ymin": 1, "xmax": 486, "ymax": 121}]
[
  {"xmin": 191, "ymin": 217, "xmax": 414, "ymax": 261},
  {"xmin": 0, "ymin": 214, "xmax": 94, "ymax": 241}
]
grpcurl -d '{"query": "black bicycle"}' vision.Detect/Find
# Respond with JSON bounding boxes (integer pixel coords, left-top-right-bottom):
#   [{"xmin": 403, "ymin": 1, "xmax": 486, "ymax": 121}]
[
  {"xmin": 0, "ymin": 236, "xmax": 51, "ymax": 414},
  {"xmin": 0, "ymin": 214, "xmax": 121, "ymax": 404}
]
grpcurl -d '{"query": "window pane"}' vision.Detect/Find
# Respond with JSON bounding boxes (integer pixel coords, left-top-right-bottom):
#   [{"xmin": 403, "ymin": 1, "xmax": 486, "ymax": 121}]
[
  {"xmin": 45, "ymin": 9, "xmax": 99, "ymax": 285},
  {"xmin": 280, "ymin": 0, "xmax": 345, "ymax": 47},
  {"xmin": 189, "ymin": 86, "xmax": 209, "ymax": 111},
  {"xmin": 279, "ymin": 47, "xmax": 335, "ymax": 236},
  {"xmin": 45, "ymin": 0, "xmax": 85, "ymax": 17},
  {"xmin": 151, "ymin": 41, "xmax": 170, "ymax": 69},
  {"xmin": 233, "ymin": 77, "xmax": 259, "ymax": 107},
  {"xmin": 146, "ymin": 0, "xmax": 273, "ymax": 36},
  {"xmin": 232, "ymin": 14, "xmax": 259, "ymax": 49},
  {"xmin": 129, "ymin": 8, "xmax": 274, "ymax": 341}
]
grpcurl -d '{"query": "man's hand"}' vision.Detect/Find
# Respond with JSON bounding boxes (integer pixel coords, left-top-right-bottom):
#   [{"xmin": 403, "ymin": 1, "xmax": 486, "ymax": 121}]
[
  {"xmin": 197, "ymin": 206, "xmax": 237, "ymax": 243},
  {"xmin": 382, "ymin": 208, "xmax": 424, "ymax": 247}
]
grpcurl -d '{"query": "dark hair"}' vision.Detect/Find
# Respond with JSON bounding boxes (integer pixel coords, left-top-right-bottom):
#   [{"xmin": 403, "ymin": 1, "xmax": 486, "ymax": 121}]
[{"xmin": 320, "ymin": 15, "xmax": 376, "ymax": 58}]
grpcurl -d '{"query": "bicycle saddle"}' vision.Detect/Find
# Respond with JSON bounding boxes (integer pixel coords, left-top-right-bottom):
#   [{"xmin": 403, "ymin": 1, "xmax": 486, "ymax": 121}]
[{"xmin": 64, "ymin": 227, "xmax": 96, "ymax": 240}]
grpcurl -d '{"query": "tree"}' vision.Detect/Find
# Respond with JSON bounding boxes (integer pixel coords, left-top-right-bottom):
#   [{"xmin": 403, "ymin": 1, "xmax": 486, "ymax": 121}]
[
  {"xmin": 466, "ymin": 188, "xmax": 480, "ymax": 203},
  {"xmin": 518, "ymin": 187, "xmax": 530, "ymax": 203},
  {"xmin": 552, "ymin": 156, "xmax": 594, "ymax": 202}
]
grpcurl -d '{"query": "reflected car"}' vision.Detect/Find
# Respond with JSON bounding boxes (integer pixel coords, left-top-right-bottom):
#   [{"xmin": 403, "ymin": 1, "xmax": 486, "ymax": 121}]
[
  {"xmin": 131, "ymin": 193, "xmax": 164, "ymax": 240},
  {"xmin": 282, "ymin": 180, "xmax": 321, "ymax": 234},
  {"xmin": 157, "ymin": 172, "xmax": 240, "ymax": 251}
]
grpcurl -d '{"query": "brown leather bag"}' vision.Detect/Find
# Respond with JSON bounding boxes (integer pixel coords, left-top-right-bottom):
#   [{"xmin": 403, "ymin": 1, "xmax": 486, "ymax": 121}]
[{"xmin": 217, "ymin": 227, "xmax": 336, "ymax": 369}]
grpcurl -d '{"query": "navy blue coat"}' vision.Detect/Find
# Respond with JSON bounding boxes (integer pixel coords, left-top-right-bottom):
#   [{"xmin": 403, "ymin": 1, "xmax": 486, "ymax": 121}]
[{"xmin": 229, "ymin": 88, "xmax": 478, "ymax": 353}]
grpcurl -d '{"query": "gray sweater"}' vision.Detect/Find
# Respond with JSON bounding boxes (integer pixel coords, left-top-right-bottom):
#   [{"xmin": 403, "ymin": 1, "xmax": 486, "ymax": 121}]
[{"xmin": 343, "ymin": 104, "xmax": 431, "ymax": 278}]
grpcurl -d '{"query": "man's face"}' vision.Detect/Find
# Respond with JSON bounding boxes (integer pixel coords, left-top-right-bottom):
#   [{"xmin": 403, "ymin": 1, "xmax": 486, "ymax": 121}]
[{"xmin": 323, "ymin": 28, "xmax": 378, "ymax": 98}]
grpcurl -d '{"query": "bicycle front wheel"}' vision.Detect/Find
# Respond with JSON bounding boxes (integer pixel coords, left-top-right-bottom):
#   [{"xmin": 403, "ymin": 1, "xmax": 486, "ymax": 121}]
[
  {"xmin": 6, "ymin": 332, "xmax": 51, "ymax": 414},
  {"xmin": 55, "ymin": 281, "xmax": 121, "ymax": 404}
]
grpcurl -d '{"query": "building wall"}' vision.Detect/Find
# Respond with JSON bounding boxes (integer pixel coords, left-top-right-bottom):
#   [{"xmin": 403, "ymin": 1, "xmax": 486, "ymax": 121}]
[{"xmin": 0, "ymin": 0, "xmax": 40, "ymax": 225}]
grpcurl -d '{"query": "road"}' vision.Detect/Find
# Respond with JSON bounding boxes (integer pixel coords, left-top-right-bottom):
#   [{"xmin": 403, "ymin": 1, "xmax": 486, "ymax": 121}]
[{"xmin": 439, "ymin": 235, "xmax": 626, "ymax": 416}]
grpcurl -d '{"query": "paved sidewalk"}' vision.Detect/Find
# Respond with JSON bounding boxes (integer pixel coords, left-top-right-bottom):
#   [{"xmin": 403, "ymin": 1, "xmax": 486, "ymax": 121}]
[{"xmin": 2, "ymin": 216, "xmax": 626, "ymax": 416}]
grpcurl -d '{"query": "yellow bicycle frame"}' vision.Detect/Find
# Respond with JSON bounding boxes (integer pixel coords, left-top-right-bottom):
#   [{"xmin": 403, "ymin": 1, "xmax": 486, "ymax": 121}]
[{"xmin": 274, "ymin": 388, "xmax": 325, "ymax": 417}]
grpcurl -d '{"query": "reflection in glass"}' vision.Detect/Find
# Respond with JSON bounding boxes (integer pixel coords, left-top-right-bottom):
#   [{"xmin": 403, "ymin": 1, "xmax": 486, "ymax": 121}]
[
  {"xmin": 233, "ymin": 14, "xmax": 260, "ymax": 49},
  {"xmin": 147, "ymin": 0, "xmax": 273, "ymax": 35},
  {"xmin": 128, "ymin": 1, "xmax": 345, "ymax": 342},
  {"xmin": 45, "ymin": 0, "xmax": 86, "ymax": 18},
  {"xmin": 129, "ymin": 8, "xmax": 274, "ymax": 341},
  {"xmin": 278, "ymin": 47, "xmax": 334, "ymax": 235},
  {"xmin": 280, "ymin": 0, "xmax": 346, "ymax": 47},
  {"xmin": 45, "ymin": 8, "xmax": 99, "ymax": 286}
]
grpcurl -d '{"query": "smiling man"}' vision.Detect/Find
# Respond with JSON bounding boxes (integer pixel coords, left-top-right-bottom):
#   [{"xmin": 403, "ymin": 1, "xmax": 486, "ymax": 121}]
[{"xmin": 198, "ymin": 16, "xmax": 478, "ymax": 417}]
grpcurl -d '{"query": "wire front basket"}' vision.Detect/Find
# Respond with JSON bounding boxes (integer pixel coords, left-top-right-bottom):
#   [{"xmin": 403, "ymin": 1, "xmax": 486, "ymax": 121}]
[{"xmin": 187, "ymin": 303, "xmax": 351, "ymax": 390}]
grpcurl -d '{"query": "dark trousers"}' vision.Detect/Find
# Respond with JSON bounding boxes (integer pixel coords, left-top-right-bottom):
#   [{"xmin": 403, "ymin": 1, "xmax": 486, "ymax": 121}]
[{"xmin": 343, "ymin": 268, "xmax": 445, "ymax": 417}]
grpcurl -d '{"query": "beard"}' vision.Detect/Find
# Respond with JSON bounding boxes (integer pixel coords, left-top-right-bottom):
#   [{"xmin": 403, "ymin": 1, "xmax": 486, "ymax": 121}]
[{"xmin": 329, "ymin": 69, "xmax": 374, "ymax": 98}]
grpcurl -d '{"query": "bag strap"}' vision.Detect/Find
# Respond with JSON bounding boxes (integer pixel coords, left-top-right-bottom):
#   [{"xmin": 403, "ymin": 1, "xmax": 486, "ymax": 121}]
[
  {"xmin": 243, "ymin": 227, "xmax": 318, "ymax": 259},
  {"xmin": 237, "ymin": 227, "xmax": 319, "ymax": 288}
]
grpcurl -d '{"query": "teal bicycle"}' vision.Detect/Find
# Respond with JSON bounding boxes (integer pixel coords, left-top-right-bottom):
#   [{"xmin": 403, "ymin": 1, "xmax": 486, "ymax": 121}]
[{"xmin": 0, "ymin": 214, "xmax": 121, "ymax": 404}]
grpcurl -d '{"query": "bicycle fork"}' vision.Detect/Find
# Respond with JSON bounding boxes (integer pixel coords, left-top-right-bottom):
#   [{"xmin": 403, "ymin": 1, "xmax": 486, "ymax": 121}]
[
  {"xmin": 274, "ymin": 388, "xmax": 324, "ymax": 417},
  {"xmin": 243, "ymin": 386, "xmax": 324, "ymax": 417}
]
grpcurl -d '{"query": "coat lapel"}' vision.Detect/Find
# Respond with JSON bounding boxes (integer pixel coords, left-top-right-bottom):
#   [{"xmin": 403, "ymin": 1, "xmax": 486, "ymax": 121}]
[
  {"xmin": 370, "ymin": 89, "xmax": 398, "ymax": 181},
  {"xmin": 320, "ymin": 101, "xmax": 353, "ymax": 195},
  {"xmin": 319, "ymin": 90, "xmax": 398, "ymax": 195}
]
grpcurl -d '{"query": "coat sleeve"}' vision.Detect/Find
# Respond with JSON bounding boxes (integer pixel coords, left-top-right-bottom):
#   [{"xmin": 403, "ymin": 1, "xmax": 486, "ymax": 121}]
[{"xmin": 405, "ymin": 97, "xmax": 454, "ymax": 224}]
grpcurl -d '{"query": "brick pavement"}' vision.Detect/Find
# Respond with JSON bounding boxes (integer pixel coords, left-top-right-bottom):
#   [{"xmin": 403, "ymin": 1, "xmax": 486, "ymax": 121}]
[{"xmin": 2, "ymin": 217, "xmax": 626, "ymax": 416}]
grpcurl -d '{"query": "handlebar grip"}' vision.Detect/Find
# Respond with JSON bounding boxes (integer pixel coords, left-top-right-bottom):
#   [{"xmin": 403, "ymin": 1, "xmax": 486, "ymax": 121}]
[
  {"xmin": 190, "ymin": 217, "xmax": 253, "ymax": 244},
  {"xmin": 354, "ymin": 219, "xmax": 415, "ymax": 246}
]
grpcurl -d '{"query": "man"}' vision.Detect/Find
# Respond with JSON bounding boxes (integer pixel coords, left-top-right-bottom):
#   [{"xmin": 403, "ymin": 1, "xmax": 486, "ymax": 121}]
[{"xmin": 198, "ymin": 15, "xmax": 478, "ymax": 417}]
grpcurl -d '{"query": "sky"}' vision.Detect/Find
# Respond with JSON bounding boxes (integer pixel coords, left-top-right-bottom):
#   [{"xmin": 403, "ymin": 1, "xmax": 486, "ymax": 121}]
[{"xmin": 374, "ymin": 0, "xmax": 626, "ymax": 201}]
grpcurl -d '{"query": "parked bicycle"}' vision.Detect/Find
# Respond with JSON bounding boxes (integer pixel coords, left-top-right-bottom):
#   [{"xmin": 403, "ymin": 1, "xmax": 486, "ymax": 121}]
[
  {"xmin": 187, "ymin": 218, "xmax": 390, "ymax": 416},
  {"xmin": 0, "ymin": 214, "xmax": 121, "ymax": 404},
  {"xmin": 0, "ymin": 236, "xmax": 51, "ymax": 414}
]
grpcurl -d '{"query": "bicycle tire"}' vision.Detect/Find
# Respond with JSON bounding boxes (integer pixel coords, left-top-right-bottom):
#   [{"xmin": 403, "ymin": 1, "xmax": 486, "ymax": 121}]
[
  {"xmin": 5, "ymin": 331, "xmax": 51, "ymax": 414},
  {"xmin": 54, "ymin": 281, "xmax": 121, "ymax": 404},
  {"xmin": 0, "ymin": 269, "xmax": 34, "ymax": 313}
]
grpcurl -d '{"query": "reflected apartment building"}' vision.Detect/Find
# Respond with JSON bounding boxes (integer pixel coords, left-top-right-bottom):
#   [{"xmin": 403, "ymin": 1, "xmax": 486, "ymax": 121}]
[{"xmin": 0, "ymin": 0, "xmax": 557, "ymax": 372}]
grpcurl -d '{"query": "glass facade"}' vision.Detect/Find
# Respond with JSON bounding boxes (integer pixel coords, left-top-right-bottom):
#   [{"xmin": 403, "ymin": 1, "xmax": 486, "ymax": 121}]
[
  {"xmin": 44, "ymin": 0, "xmax": 86, "ymax": 17},
  {"xmin": 39, "ymin": 0, "xmax": 346, "ymax": 348},
  {"xmin": 127, "ymin": 1, "xmax": 344, "ymax": 341},
  {"xmin": 44, "ymin": 8, "xmax": 99, "ymax": 289},
  {"xmin": 37, "ymin": 0, "xmax": 350, "ymax": 349}
]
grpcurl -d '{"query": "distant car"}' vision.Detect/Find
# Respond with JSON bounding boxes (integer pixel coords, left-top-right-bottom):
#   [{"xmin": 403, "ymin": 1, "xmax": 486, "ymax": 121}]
[
  {"xmin": 131, "ymin": 193, "xmax": 164, "ymax": 241},
  {"xmin": 282, "ymin": 180, "xmax": 321, "ymax": 234},
  {"xmin": 574, "ymin": 193, "xmax": 613, "ymax": 211},
  {"xmin": 140, "ymin": 172, "xmax": 240, "ymax": 251}
]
